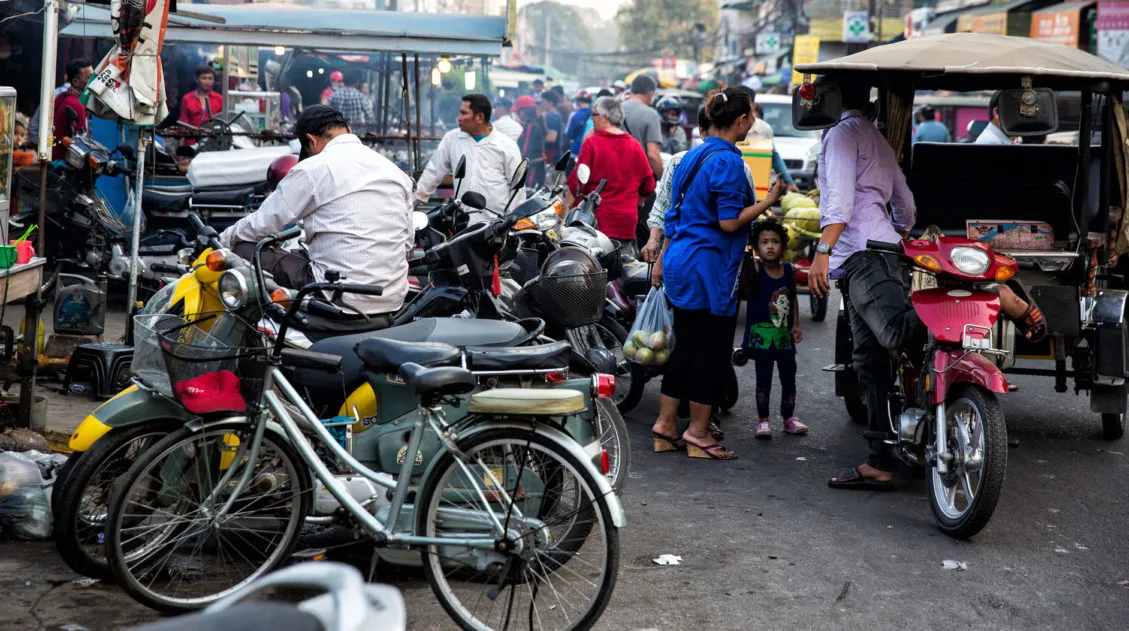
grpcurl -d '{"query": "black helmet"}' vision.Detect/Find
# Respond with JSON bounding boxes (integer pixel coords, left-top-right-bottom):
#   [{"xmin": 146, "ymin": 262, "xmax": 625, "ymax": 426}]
[
  {"xmin": 655, "ymin": 95, "xmax": 682, "ymax": 125},
  {"xmin": 541, "ymin": 247, "xmax": 600, "ymax": 278}
]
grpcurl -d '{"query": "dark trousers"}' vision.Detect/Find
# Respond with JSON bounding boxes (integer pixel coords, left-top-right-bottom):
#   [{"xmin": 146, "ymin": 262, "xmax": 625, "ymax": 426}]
[
  {"xmin": 840, "ymin": 251, "xmax": 923, "ymax": 472},
  {"xmin": 233, "ymin": 242, "xmax": 313, "ymax": 290},
  {"xmin": 752, "ymin": 348, "xmax": 797, "ymax": 419},
  {"xmin": 660, "ymin": 307, "xmax": 737, "ymax": 407}
]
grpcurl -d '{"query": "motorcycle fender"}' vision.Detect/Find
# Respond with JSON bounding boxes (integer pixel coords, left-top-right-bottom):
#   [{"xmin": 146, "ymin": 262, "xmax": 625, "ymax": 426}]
[
  {"xmin": 931, "ymin": 350, "xmax": 1008, "ymax": 405},
  {"xmin": 69, "ymin": 386, "xmax": 193, "ymax": 452},
  {"xmin": 912, "ymin": 288, "xmax": 1000, "ymax": 345},
  {"xmin": 425, "ymin": 420, "xmax": 625, "ymax": 529}
]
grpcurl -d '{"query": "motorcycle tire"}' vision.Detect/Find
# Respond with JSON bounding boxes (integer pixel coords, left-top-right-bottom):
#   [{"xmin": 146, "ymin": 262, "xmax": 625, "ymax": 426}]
[
  {"xmin": 597, "ymin": 314, "xmax": 646, "ymax": 415},
  {"xmin": 845, "ymin": 397, "xmax": 867, "ymax": 425},
  {"xmin": 1101, "ymin": 413, "xmax": 1125, "ymax": 440},
  {"xmin": 810, "ymin": 293, "xmax": 829, "ymax": 322},
  {"xmin": 925, "ymin": 386, "xmax": 1007, "ymax": 540},
  {"xmin": 54, "ymin": 422, "xmax": 179, "ymax": 579},
  {"xmin": 50, "ymin": 456, "xmax": 77, "ymax": 515},
  {"xmin": 595, "ymin": 398, "xmax": 631, "ymax": 494}
]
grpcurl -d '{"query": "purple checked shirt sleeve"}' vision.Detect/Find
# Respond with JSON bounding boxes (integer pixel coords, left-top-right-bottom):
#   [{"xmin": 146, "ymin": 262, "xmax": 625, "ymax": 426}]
[{"xmin": 817, "ymin": 112, "xmax": 916, "ymax": 269}]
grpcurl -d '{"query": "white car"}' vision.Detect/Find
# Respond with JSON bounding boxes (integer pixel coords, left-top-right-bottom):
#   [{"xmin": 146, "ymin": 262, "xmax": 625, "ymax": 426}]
[{"xmin": 756, "ymin": 94, "xmax": 822, "ymax": 190}]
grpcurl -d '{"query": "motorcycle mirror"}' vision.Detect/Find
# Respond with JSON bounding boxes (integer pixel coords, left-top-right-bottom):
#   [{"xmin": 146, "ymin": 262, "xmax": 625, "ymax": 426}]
[
  {"xmin": 461, "ymin": 191, "xmax": 487, "ymax": 210},
  {"xmin": 554, "ymin": 150, "xmax": 572, "ymax": 172},
  {"xmin": 412, "ymin": 211, "xmax": 429, "ymax": 232},
  {"xmin": 116, "ymin": 143, "xmax": 136, "ymax": 160},
  {"xmin": 576, "ymin": 163, "xmax": 591, "ymax": 185},
  {"xmin": 510, "ymin": 159, "xmax": 529, "ymax": 191},
  {"xmin": 454, "ymin": 155, "xmax": 467, "ymax": 179}
]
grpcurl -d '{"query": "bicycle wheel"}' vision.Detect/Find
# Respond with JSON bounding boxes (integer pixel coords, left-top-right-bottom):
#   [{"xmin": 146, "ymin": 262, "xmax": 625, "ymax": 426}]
[
  {"xmin": 105, "ymin": 425, "xmax": 311, "ymax": 613},
  {"xmin": 417, "ymin": 428, "xmax": 620, "ymax": 631},
  {"xmin": 54, "ymin": 422, "xmax": 179, "ymax": 579}
]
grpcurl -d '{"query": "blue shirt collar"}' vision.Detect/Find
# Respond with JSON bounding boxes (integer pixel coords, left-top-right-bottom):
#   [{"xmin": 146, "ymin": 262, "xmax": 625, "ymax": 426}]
[{"xmin": 702, "ymin": 135, "xmax": 739, "ymax": 153}]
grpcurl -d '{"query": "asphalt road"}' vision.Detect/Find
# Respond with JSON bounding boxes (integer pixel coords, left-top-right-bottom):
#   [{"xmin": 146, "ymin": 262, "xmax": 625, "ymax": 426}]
[{"xmin": 3, "ymin": 288, "xmax": 1129, "ymax": 630}]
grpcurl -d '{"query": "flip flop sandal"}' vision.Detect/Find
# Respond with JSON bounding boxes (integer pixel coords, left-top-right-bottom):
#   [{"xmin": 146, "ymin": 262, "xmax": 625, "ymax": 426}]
[
  {"xmin": 686, "ymin": 441, "xmax": 737, "ymax": 460},
  {"xmin": 709, "ymin": 418, "xmax": 725, "ymax": 441},
  {"xmin": 783, "ymin": 417, "xmax": 809, "ymax": 435},
  {"xmin": 652, "ymin": 431, "xmax": 686, "ymax": 453},
  {"xmin": 827, "ymin": 467, "xmax": 896, "ymax": 491},
  {"xmin": 1015, "ymin": 303, "xmax": 1047, "ymax": 343}
]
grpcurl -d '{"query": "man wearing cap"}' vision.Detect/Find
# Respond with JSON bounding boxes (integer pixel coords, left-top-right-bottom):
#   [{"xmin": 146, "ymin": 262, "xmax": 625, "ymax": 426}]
[
  {"xmin": 328, "ymin": 69, "xmax": 374, "ymax": 125},
  {"xmin": 416, "ymin": 93, "xmax": 524, "ymax": 220},
  {"xmin": 320, "ymin": 71, "xmax": 344, "ymax": 105},
  {"xmin": 219, "ymin": 105, "xmax": 413, "ymax": 318},
  {"xmin": 492, "ymin": 97, "xmax": 522, "ymax": 142}
]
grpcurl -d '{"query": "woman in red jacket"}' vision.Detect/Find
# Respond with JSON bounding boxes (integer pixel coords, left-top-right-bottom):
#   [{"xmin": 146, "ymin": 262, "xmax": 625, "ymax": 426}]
[{"xmin": 567, "ymin": 96, "xmax": 656, "ymax": 256}]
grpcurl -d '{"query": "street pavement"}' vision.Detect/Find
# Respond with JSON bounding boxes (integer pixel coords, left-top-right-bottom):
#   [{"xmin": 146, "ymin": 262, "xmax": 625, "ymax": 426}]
[{"xmin": 2, "ymin": 289, "xmax": 1129, "ymax": 630}]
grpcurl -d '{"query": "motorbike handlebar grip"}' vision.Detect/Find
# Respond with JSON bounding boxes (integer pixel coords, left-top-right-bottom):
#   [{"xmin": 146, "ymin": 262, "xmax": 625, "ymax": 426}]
[
  {"xmin": 271, "ymin": 226, "xmax": 302, "ymax": 243},
  {"xmin": 865, "ymin": 239, "xmax": 902, "ymax": 254},
  {"xmin": 336, "ymin": 283, "xmax": 384, "ymax": 297},
  {"xmin": 279, "ymin": 348, "xmax": 343, "ymax": 374},
  {"xmin": 594, "ymin": 179, "xmax": 608, "ymax": 195},
  {"xmin": 150, "ymin": 263, "xmax": 184, "ymax": 274}
]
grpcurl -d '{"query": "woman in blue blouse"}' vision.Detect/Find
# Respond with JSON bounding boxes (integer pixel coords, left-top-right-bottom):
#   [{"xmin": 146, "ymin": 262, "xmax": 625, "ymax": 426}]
[{"xmin": 651, "ymin": 88, "xmax": 785, "ymax": 460}]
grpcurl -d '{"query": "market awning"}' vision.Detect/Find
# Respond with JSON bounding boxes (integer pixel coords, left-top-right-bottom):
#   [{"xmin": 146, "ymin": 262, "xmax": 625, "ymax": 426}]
[
  {"xmin": 61, "ymin": 4, "xmax": 508, "ymax": 56},
  {"xmin": 955, "ymin": 0, "xmax": 1052, "ymax": 36},
  {"xmin": 1029, "ymin": 1, "xmax": 1096, "ymax": 47}
]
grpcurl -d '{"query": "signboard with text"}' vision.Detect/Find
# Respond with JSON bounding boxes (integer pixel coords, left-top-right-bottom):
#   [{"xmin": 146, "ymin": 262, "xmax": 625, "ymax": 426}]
[
  {"xmin": 791, "ymin": 35, "xmax": 821, "ymax": 88},
  {"xmin": 1098, "ymin": 1, "xmax": 1129, "ymax": 68},
  {"xmin": 1031, "ymin": 8, "xmax": 1081, "ymax": 46},
  {"xmin": 843, "ymin": 10, "xmax": 871, "ymax": 44}
]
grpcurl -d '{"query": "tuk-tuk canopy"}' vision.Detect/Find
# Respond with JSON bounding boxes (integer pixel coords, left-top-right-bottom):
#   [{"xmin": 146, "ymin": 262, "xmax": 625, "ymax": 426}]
[
  {"xmin": 61, "ymin": 4, "xmax": 508, "ymax": 56},
  {"xmin": 794, "ymin": 33, "xmax": 1129, "ymax": 91}
]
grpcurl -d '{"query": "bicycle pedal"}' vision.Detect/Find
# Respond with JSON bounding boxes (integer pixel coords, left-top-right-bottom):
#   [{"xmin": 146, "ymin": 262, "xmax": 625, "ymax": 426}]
[{"xmin": 292, "ymin": 548, "xmax": 328, "ymax": 562}]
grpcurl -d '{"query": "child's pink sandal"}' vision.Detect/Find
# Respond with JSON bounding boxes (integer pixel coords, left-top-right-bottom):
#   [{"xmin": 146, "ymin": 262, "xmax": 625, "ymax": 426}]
[
  {"xmin": 755, "ymin": 421, "xmax": 772, "ymax": 439},
  {"xmin": 783, "ymin": 417, "xmax": 808, "ymax": 435}
]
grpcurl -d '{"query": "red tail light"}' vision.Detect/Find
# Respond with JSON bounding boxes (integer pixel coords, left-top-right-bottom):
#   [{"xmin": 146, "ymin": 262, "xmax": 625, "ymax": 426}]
[
  {"xmin": 594, "ymin": 374, "xmax": 616, "ymax": 399},
  {"xmin": 600, "ymin": 449, "xmax": 610, "ymax": 475},
  {"xmin": 546, "ymin": 372, "xmax": 567, "ymax": 383}
]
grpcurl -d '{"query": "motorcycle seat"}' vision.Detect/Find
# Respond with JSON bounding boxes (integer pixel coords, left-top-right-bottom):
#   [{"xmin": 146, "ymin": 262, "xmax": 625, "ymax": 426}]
[
  {"xmin": 143, "ymin": 188, "xmax": 191, "ymax": 213},
  {"xmin": 464, "ymin": 340, "xmax": 570, "ymax": 372},
  {"xmin": 355, "ymin": 338, "xmax": 460, "ymax": 375},
  {"xmin": 301, "ymin": 312, "xmax": 394, "ymax": 342},
  {"xmin": 192, "ymin": 186, "xmax": 255, "ymax": 206},
  {"xmin": 467, "ymin": 388, "xmax": 585, "ymax": 416},
  {"xmin": 400, "ymin": 363, "xmax": 476, "ymax": 398}
]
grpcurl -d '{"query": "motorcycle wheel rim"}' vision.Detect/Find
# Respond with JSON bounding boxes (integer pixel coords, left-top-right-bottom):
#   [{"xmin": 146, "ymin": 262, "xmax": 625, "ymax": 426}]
[{"xmin": 930, "ymin": 397, "xmax": 986, "ymax": 521}]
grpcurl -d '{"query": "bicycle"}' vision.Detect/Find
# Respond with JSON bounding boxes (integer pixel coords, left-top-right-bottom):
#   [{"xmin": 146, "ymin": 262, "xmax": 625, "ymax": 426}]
[{"xmin": 102, "ymin": 271, "xmax": 625, "ymax": 630}]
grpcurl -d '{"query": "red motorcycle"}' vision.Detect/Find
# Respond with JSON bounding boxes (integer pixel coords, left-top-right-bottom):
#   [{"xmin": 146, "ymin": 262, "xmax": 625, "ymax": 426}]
[{"xmin": 859, "ymin": 236, "xmax": 1018, "ymax": 539}]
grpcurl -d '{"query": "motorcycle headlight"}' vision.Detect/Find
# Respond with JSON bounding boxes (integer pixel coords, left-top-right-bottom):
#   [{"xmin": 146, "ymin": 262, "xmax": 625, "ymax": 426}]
[
  {"xmin": 950, "ymin": 246, "xmax": 990, "ymax": 276},
  {"xmin": 218, "ymin": 269, "xmax": 249, "ymax": 310},
  {"xmin": 533, "ymin": 208, "xmax": 561, "ymax": 231},
  {"xmin": 64, "ymin": 143, "xmax": 89, "ymax": 169}
]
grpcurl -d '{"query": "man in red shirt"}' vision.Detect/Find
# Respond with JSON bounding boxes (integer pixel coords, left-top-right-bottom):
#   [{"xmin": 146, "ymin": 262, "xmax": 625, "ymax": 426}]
[
  {"xmin": 320, "ymin": 71, "xmax": 344, "ymax": 105},
  {"xmin": 567, "ymin": 96, "xmax": 655, "ymax": 256},
  {"xmin": 178, "ymin": 64, "xmax": 224, "ymax": 144},
  {"xmin": 52, "ymin": 58, "xmax": 93, "ymax": 160}
]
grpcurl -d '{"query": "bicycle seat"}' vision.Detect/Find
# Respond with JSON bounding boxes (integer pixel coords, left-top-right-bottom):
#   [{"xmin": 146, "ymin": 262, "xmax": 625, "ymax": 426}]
[
  {"xmin": 355, "ymin": 338, "xmax": 459, "ymax": 375},
  {"xmin": 464, "ymin": 341, "xmax": 570, "ymax": 372},
  {"xmin": 399, "ymin": 362, "xmax": 475, "ymax": 398},
  {"xmin": 467, "ymin": 388, "xmax": 585, "ymax": 415}
]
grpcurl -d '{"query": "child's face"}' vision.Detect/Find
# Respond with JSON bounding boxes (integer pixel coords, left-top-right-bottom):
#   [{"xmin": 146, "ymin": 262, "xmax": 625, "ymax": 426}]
[
  {"xmin": 757, "ymin": 231, "xmax": 783, "ymax": 262},
  {"xmin": 13, "ymin": 124, "xmax": 25, "ymax": 148}
]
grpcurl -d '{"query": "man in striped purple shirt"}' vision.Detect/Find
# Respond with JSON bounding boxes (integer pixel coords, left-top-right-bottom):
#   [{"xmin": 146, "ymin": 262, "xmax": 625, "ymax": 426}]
[{"xmin": 809, "ymin": 83, "xmax": 922, "ymax": 490}]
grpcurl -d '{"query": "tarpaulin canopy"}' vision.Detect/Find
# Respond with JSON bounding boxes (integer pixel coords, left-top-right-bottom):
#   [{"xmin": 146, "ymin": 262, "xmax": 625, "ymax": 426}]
[
  {"xmin": 61, "ymin": 4, "xmax": 509, "ymax": 56},
  {"xmin": 794, "ymin": 32, "xmax": 1129, "ymax": 90}
]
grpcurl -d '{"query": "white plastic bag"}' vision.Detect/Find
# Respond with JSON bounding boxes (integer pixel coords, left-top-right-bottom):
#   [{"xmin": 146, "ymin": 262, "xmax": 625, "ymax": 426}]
[{"xmin": 625, "ymin": 286, "xmax": 675, "ymax": 367}]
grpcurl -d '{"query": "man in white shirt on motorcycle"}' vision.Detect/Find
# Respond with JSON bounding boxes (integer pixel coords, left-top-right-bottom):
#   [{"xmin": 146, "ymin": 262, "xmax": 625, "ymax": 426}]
[
  {"xmin": 219, "ymin": 105, "xmax": 414, "ymax": 318},
  {"xmin": 415, "ymin": 93, "xmax": 525, "ymax": 222}
]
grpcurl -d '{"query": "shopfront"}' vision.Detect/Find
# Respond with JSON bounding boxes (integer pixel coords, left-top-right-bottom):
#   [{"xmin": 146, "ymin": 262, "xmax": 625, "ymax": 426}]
[
  {"xmin": 1029, "ymin": 1, "xmax": 1097, "ymax": 50},
  {"xmin": 956, "ymin": 0, "xmax": 1060, "ymax": 36}
]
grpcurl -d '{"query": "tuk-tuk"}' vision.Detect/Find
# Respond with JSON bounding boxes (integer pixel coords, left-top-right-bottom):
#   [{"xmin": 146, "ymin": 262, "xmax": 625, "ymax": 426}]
[{"xmin": 794, "ymin": 33, "xmax": 1129, "ymax": 441}]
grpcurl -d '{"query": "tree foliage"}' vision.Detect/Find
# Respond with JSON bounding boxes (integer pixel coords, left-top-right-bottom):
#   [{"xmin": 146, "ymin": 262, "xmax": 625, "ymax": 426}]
[{"xmin": 615, "ymin": 0, "xmax": 719, "ymax": 64}]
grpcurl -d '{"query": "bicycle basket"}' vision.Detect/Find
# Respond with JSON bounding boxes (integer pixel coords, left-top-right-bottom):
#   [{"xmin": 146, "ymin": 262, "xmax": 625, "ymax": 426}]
[
  {"xmin": 528, "ymin": 269, "xmax": 607, "ymax": 329},
  {"xmin": 134, "ymin": 313, "xmax": 267, "ymax": 413}
]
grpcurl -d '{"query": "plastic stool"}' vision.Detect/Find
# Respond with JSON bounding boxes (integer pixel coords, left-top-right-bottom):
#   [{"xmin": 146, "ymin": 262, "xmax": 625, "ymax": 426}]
[{"xmin": 63, "ymin": 343, "xmax": 134, "ymax": 399}]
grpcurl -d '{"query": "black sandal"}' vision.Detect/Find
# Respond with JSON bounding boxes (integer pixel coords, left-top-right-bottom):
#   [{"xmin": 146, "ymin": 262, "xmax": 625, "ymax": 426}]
[
  {"xmin": 1004, "ymin": 280, "xmax": 1047, "ymax": 342},
  {"xmin": 828, "ymin": 467, "xmax": 896, "ymax": 491}
]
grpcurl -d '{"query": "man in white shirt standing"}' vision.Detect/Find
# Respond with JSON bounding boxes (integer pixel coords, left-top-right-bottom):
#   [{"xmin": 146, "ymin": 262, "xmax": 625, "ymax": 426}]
[
  {"xmin": 976, "ymin": 91, "xmax": 1014, "ymax": 145},
  {"xmin": 220, "ymin": 105, "xmax": 413, "ymax": 318},
  {"xmin": 416, "ymin": 93, "xmax": 524, "ymax": 219},
  {"xmin": 491, "ymin": 97, "xmax": 523, "ymax": 142}
]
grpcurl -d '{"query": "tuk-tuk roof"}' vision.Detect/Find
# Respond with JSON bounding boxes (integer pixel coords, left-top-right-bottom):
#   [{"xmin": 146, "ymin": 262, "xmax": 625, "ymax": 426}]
[{"xmin": 794, "ymin": 33, "xmax": 1129, "ymax": 91}]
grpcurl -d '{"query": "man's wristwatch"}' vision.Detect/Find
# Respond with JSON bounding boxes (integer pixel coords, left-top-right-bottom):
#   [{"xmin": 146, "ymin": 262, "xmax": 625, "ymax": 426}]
[{"xmin": 815, "ymin": 242, "xmax": 833, "ymax": 256}]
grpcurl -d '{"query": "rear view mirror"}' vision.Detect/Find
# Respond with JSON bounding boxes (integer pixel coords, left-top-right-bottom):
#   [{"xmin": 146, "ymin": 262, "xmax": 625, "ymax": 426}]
[
  {"xmin": 462, "ymin": 191, "xmax": 487, "ymax": 210},
  {"xmin": 412, "ymin": 211, "xmax": 429, "ymax": 232},
  {"xmin": 576, "ymin": 163, "xmax": 591, "ymax": 185},
  {"xmin": 554, "ymin": 150, "xmax": 573, "ymax": 172},
  {"xmin": 116, "ymin": 143, "xmax": 137, "ymax": 160},
  {"xmin": 510, "ymin": 159, "xmax": 529, "ymax": 191},
  {"xmin": 454, "ymin": 156, "xmax": 467, "ymax": 179},
  {"xmin": 997, "ymin": 86, "xmax": 1058, "ymax": 136},
  {"xmin": 792, "ymin": 82, "xmax": 843, "ymax": 130}
]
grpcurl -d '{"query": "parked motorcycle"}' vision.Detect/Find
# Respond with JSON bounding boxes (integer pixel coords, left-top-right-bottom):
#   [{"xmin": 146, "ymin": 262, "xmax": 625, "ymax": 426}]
[{"xmin": 847, "ymin": 237, "xmax": 1017, "ymax": 539}]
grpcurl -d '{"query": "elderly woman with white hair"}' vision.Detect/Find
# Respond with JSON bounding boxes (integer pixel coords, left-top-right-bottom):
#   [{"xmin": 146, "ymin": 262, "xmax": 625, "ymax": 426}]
[{"xmin": 567, "ymin": 96, "xmax": 655, "ymax": 255}]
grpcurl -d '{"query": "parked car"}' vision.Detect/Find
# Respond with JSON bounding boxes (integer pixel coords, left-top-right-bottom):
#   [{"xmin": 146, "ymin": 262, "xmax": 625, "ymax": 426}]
[{"xmin": 755, "ymin": 94, "xmax": 821, "ymax": 190}]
